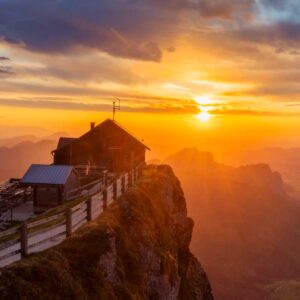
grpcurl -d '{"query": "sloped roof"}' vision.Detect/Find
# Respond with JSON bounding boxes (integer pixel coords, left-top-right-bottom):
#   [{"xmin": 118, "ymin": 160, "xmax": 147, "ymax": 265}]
[
  {"xmin": 110, "ymin": 120, "xmax": 150, "ymax": 150},
  {"xmin": 57, "ymin": 137, "xmax": 77, "ymax": 150},
  {"xmin": 21, "ymin": 164, "xmax": 75, "ymax": 185},
  {"xmin": 54, "ymin": 119, "xmax": 150, "ymax": 152}
]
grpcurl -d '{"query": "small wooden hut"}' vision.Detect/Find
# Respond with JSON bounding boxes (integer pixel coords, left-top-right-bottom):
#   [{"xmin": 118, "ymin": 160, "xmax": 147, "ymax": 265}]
[{"xmin": 21, "ymin": 164, "xmax": 79, "ymax": 212}]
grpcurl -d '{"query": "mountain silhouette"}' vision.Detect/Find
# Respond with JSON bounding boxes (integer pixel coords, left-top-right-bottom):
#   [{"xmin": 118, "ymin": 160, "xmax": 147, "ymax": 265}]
[{"xmin": 0, "ymin": 140, "xmax": 56, "ymax": 181}]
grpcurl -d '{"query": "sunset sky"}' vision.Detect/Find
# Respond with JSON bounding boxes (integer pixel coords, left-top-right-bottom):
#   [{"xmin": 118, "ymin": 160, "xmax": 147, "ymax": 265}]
[{"xmin": 0, "ymin": 0, "xmax": 300, "ymax": 159}]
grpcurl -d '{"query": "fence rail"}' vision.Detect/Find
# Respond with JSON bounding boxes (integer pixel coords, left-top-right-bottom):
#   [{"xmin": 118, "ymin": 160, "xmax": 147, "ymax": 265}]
[{"xmin": 0, "ymin": 164, "xmax": 144, "ymax": 268}]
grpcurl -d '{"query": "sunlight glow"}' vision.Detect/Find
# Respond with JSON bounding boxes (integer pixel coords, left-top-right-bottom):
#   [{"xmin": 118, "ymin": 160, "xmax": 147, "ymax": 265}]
[
  {"xmin": 194, "ymin": 95, "xmax": 212, "ymax": 106},
  {"xmin": 197, "ymin": 111, "xmax": 211, "ymax": 122},
  {"xmin": 195, "ymin": 95, "xmax": 213, "ymax": 122}
]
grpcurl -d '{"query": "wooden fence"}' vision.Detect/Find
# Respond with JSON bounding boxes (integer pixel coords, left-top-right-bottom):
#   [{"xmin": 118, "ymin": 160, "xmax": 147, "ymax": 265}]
[{"xmin": 0, "ymin": 165, "xmax": 144, "ymax": 268}]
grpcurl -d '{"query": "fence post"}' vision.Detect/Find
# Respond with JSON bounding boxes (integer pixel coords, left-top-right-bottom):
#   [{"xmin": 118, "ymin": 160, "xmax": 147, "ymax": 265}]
[
  {"xmin": 139, "ymin": 166, "xmax": 143, "ymax": 178},
  {"xmin": 66, "ymin": 208, "xmax": 72, "ymax": 237},
  {"xmin": 128, "ymin": 171, "xmax": 133, "ymax": 187},
  {"xmin": 137, "ymin": 165, "xmax": 142, "ymax": 178},
  {"xmin": 134, "ymin": 167, "xmax": 137, "ymax": 182},
  {"xmin": 121, "ymin": 176, "xmax": 125, "ymax": 194},
  {"xmin": 113, "ymin": 179, "xmax": 117, "ymax": 201},
  {"xmin": 132, "ymin": 169, "xmax": 134, "ymax": 184},
  {"xmin": 103, "ymin": 189, "xmax": 107, "ymax": 211},
  {"xmin": 20, "ymin": 222, "xmax": 28, "ymax": 258},
  {"xmin": 87, "ymin": 197, "xmax": 92, "ymax": 221}
]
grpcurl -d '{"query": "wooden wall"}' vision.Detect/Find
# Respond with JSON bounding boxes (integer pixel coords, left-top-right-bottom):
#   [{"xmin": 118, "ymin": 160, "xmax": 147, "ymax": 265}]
[{"xmin": 54, "ymin": 121, "xmax": 146, "ymax": 172}]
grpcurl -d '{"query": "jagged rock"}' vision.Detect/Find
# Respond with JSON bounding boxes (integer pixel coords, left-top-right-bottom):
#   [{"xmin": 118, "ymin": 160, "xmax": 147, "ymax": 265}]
[{"xmin": 97, "ymin": 229, "xmax": 121, "ymax": 286}]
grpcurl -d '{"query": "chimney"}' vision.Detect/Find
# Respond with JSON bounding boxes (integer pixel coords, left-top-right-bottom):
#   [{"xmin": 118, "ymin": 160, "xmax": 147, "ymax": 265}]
[{"xmin": 90, "ymin": 122, "xmax": 95, "ymax": 131}]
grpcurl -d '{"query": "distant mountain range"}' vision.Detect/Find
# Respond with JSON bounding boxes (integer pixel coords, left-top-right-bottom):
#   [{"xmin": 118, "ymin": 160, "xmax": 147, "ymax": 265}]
[
  {"xmin": 0, "ymin": 134, "xmax": 65, "ymax": 180},
  {"xmin": 164, "ymin": 147, "xmax": 300, "ymax": 300},
  {"xmin": 240, "ymin": 147, "xmax": 300, "ymax": 198},
  {"xmin": 0, "ymin": 132, "xmax": 67, "ymax": 148}
]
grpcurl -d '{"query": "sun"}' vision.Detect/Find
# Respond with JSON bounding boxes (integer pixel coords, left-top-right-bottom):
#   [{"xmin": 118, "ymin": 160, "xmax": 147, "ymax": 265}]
[
  {"xmin": 195, "ymin": 95, "xmax": 212, "ymax": 106},
  {"xmin": 194, "ymin": 95, "xmax": 213, "ymax": 122},
  {"xmin": 197, "ymin": 111, "xmax": 211, "ymax": 122}
]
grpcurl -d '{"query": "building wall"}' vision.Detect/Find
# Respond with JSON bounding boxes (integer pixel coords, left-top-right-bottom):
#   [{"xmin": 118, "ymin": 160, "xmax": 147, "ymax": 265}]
[
  {"xmin": 34, "ymin": 171, "xmax": 79, "ymax": 211},
  {"xmin": 54, "ymin": 121, "xmax": 146, "ymax": 172},
  {"xmin": 34, "ymin": 186, "xmax": 61, "ymax": 210},
  {"xmin": 63, "ymin": 171, "xmax": 80, "ymax": 198}
]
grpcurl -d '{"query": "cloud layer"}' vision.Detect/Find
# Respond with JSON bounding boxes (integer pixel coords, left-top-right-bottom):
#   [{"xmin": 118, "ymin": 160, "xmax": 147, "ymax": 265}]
[{"xmin": 0, "ymin": 0, "xmax": 300, "ymax": 115}]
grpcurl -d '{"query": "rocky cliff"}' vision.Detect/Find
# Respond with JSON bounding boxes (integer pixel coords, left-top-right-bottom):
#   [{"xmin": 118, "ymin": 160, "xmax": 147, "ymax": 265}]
[{"xmin": 0, "ymin": 165, "xmax": 214, "ymax": 300}]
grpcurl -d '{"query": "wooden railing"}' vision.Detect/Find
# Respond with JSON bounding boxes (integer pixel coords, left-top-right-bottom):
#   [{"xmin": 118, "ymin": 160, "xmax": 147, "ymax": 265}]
[
  {"xmin": 0, "ymin": 185, "xmax": 27, "ymax": 229},
  {"xmin": 65, "ymin": 179, "xmax": 103, "ymax": 201},
  {"xmin": 0, "ymin": 164, "xmax": 145, "ymax": 268}
]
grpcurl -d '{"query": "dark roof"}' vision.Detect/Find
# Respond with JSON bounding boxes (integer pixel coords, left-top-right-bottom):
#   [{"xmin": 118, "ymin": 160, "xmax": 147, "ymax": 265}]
[
  {"xmin": 57, "ymin": 137, "xmax": 77, "ymax": 149},
  {"xmin": 111, "ymin": 120, "xmax": 150, "ymax": 150},
  {"xmin": 21, "ymin": 164, "xmax": 75, "ymax": 185},
  {"xmin": 54, "ymin": 119, "xmax": 150, "ymax": 152}
]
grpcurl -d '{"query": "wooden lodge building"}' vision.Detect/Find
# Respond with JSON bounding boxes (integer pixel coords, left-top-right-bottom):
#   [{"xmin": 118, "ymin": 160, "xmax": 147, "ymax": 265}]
[
  {"xmin": 53, "ymin": 119, "xmax": 150, "ymax": 173},
  {"xmin": 20, "ymin": 119, "xmax": 149, "ymax": 211}
]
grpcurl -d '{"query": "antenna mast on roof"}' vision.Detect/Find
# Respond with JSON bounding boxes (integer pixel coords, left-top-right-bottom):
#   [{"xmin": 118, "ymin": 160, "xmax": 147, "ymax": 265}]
[{"xmin": 113, "ymin": 98, "xmax": 121, "ymax": 121}]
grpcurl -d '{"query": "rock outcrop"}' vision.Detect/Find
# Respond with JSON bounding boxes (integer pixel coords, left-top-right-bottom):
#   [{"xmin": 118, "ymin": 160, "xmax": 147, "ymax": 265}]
[{"xmin": 0, "ymin": 165, "xmax": 214, "ymax": 300}]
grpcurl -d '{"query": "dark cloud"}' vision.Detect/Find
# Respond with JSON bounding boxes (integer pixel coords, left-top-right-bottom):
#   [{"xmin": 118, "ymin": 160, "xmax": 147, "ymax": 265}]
[
  {"xmin": 0, "ymin": 0, "xmax": 297, "ymax": 61},
  {"xmin": 0, "ymin": 0, "xmax": 165, "ymax": 61},
  {"xmin": 207, "ymin": 16, "xmax": 300, "ymax": 59},
  {"xmin": 0, "ymin": 66, "xmax": 13, "ymax": 76},
  {"xmin": 237, "ymin": 22, "xmax": 299, "ymax": 43},
  {"xmin": 0, "ymin": 0, "xmax": 257, "ymax": 62},
  {"xmin": 0, "ymin": 55, "xmax": 12, "ymax": 76},
  {"xmin": 19, "ymin": 55, "xmax": 147, "ymax": 85}
]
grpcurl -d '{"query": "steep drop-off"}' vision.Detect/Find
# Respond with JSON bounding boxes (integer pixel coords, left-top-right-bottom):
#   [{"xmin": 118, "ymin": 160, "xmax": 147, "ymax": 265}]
[{"xmin": 0, "ymin": 165, "xmax": 214, "ymax": 300}]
